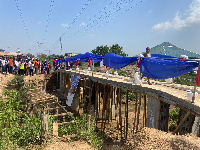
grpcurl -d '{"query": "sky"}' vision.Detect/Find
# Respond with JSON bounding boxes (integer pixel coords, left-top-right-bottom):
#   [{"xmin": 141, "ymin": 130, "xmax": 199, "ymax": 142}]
[{"xmin": 0, "ymin": 0, "xmax": 200, "ymax": 57}]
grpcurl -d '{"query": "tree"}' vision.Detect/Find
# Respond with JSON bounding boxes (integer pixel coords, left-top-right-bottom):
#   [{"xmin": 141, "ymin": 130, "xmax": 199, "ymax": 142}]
[
  {"xmin": 26, "ymin": 53, "xmax": 35, "ymax": 58},
  {"xmin": 91, "ymin": 45, "xmax": 109, "ymax": 56},
  {"xmin": 91, "ymin": 44, "xmax": 128, "ymax": 57},
  {"xmin": 37, "ymin": 54, "xmax": 48, "ymax": 61},
  {"xmin": 109, "ymin": 44, "xmax": 128, "ymax": 57}
]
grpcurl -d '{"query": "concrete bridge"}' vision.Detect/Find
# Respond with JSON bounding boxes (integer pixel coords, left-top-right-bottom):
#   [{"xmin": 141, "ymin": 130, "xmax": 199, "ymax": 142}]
[{"xmin": 53, "ymin": 69, "xmax": 200, "ymax": 139}]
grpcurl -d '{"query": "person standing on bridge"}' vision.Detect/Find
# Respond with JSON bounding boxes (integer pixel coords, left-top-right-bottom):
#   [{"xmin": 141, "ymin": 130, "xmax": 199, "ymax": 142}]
[{"xmin": 141, "ymin": 47, "xmax": 152, "ymax": 85}]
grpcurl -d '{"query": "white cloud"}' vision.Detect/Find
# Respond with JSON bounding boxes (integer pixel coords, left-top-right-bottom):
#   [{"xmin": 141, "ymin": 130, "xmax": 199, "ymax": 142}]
[
  {"xmin": 80, "ymin": 22, "xmax": 87, "ymax": 27},
  {"xmin": 148, "ymin": 10, "xmax": 152, "ymax": 14},
  {"xmin": 62, "ymin": 23, "xmax": 69, "ymax": 27},
  {"xmin": 37, "ymin": 21, "xmax": 42, "ymax": 24},
  {"xmin": 88, "ymin": 34, "xmax": 95, "ymax": 37},
  {"xmin": 152, "ymin": 0, "xmax": 200, "ymax": 32}
]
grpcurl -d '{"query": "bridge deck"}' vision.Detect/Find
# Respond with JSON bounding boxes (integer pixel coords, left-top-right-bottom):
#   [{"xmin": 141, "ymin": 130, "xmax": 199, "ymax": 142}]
[{"xmin": 61, "ymin": 69, "xmax": 200, "ymax": 116}]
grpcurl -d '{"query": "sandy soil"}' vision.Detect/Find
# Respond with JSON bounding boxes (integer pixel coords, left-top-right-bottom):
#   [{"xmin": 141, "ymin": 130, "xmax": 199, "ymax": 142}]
[{"xmin": 0, "ymin": 73, "xmax": 15, "ymax": 95}]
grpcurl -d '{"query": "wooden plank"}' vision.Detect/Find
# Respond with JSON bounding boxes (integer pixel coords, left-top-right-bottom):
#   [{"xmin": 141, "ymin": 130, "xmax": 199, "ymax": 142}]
[
  {"xmin": 53, "ymin": 123, "xmax": 58, "ymax": 136},
  {"xmin": 45, "ymin": 106, "xmax": 66, "ymax": 111},
  {"xmin": 50, "ymin": 113, "xmax": 69, "ymax": 117},
  {"xmin": 173, "ymin": 111, "xmax": 191, "ymax": 134},
  {"xmin": 56, "ymin": 121, "xmax": 74, "ymax": 126}
]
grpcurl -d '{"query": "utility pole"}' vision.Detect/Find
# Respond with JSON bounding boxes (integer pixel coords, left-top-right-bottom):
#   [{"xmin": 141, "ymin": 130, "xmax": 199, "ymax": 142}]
[
  {"xmin": 60, "ymin": 37, "xmax": 62, "ymax": 55},
  {"xmin": 44, "ymin": 50, "xmax": 50, "ymax": 56}
]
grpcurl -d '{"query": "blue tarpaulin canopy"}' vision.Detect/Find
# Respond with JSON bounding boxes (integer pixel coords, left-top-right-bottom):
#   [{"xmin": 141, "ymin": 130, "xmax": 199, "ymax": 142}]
[
  {"xmin": 85, "ymin": 52, "xmax": 105, "ymax": 62},
  {"xmin": 72, "ymin": 52, "xmax": 104, "ymax": 62},
  {"xmin": 73, "ymin": 54, "xmax": 87, "ymax": 62},
  {"xmin": 140, "ymin": 57, "xmax": 199, "ymax": 79},
  {"xmin": 104, "ymin": 53, "xmax": 138, "ymax": 69}
]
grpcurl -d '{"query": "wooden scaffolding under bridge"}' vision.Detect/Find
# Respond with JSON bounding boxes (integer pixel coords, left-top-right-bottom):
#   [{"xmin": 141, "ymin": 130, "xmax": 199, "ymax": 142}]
[{"xmin": 54, "ymin": 69, "xmax": 200, "ymax": 140}]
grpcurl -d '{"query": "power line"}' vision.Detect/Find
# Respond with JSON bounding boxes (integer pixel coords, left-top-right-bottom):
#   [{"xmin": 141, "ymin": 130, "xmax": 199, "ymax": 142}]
[
  {"xmin": 65, "ymin": 0, "xmax": 146, "ymax": 41},
  {"xmin": 14, "ymin": 0, "xmax": 34, "ymax": 47},
  {"xmin": 50, "ymin": 0, "xmax": 92, "ymax": 50},
  {"xmin": 42, "ymin": 0, "xmax": 55, "ymax": 47}
]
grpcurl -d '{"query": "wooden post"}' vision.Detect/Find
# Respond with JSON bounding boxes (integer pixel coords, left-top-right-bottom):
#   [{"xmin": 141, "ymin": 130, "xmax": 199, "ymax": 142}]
[
  {"xmin": 101, "ymin": 84, "xmax": 106, "ymax": 131},
  {"xmin": 144, "ymin": 95, "xmax": 147, "ymax": 127},
  {"xmin": 53, "ymin": 123, "xmax": 58, "ymax": 136},
  {"xmin": 112, "ymin": 86, "xmax": 116, "ymax": 120},
  {"xmin": 136, "ymin": 93, "xmax": 141, "ymax": 131},
  {"xmin": 41, "ymin": 110, "xmax": 48, "ymax": 142},
  {"xmin": 125, "ymin": 90, "xmax": 128, "ymax": 140},
  {"xmin": 98, "ymin": 84, "xmax": 101, "ymax": 120},
  {"xmin": 173, "ymin": 111, "xmax": 191, "ymax": 134},
  {"xmin": 119, "ymin": 88, "xmax": 122, "ymax": 140},
  {"xmin": 95, "ymin": 82, "xmax": 99, "ymax": 123},
  {"xmin": 88, "ymin": 115, "xmax": 91, "ymax": 129},
  {"xmin": 133, "ymin": 93, "xmax": 138, "ymax": 132}
]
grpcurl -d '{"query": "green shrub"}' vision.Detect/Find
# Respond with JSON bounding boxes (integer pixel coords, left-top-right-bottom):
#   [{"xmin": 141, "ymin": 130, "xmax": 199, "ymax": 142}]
[
  {"xmin": 169, "ymin": 107, "xmax": 180, "ymax": 132},
  {"xmin": 58, "ymin": 115, "xmax": 103, "ymax": 149},
  {"xmin": 0, "ymin": 90, "xmax": 41, "ymax": 149}
]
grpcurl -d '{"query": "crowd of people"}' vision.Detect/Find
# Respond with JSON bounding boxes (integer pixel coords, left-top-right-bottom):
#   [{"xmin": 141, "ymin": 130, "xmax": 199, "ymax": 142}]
[{"xmin": 0, "ymin": 57, "xmax": 51, "ymax": 76}]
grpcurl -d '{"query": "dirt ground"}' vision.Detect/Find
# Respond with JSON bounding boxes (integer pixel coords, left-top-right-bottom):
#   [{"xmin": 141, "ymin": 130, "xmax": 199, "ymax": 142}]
[{"xmin": 0, "ymin": 73, "xmax": 15, "ymax": 95}]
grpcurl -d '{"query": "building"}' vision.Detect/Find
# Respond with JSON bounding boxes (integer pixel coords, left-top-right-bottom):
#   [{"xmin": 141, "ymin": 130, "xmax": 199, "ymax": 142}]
[
  {"xmin": 150, "ymin": 42, "xmax": 200, "ymax": 58},
  {"xmin": 65, "ymin": 53, "xmax": 80, "ymax": 57},
  {"xmin": 0, "ymin": 49, "xmax": 5, "ymax": 53}
]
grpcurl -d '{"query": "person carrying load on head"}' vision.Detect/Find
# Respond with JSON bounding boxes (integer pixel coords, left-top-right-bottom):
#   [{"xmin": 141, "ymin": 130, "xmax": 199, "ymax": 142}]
[{"xmin": 141, "ymin": 47, "xmax": 152, "ymax": 85}]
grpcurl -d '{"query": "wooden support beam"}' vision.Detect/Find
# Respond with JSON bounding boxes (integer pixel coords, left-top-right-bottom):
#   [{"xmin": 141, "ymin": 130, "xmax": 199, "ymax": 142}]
[
  {"xmin": 125, "ymin": 90, "xmax": 128, "ymax": 140},
  {"xmin": 44, "ymin": 106, "xmax": 66, "ymax": 111},
  {"xmin": 53, "ymin": 123, "xmax": 58, "ymax": 136},
  {"xmin": 119, "ymin": 88, "xmax": 122, "ymax": 140},
  {"xmin": 50, "ymin": 113, "xmax": 69, "ymax": 117},
  {"xmin": 136, "ymin": 93, "xmax": 141, "ymax": 131},
  {"xmin": 133, "ymin": 93, "xmax": 138, "ymax": 132},
  {"xmin": 173, "ymin": 111, "xmax": 191, "ymax": 135},
  {"xmin": 101, "ymin": 84, "xmax": 106, "ymax": 132},
  {"xmin": 95, "ymin": 82, "xmax": 99, "ymax": 124},
  {"xmin": 143, "ymin": 95, "xmax": 147, "ymax": 127}
]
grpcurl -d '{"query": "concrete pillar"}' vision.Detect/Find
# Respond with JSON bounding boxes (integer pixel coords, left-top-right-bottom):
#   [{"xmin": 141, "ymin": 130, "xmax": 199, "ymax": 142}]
[
  {"xmin": 192, "ymin": 117, "xmax": 200, "ymax": 137},
  {"xmin": 146, "ymin": 96, "xmax": 159, "ymax": 129},
  {"xmin": 178, "ymin": 109, "xmax": 195, "ymax": 135}
]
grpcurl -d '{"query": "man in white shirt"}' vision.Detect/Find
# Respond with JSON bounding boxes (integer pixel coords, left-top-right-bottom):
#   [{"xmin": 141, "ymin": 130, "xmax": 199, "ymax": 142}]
[{"xmin": 1, "ymin": 57, "xmax": 6, "ymax": 74}]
